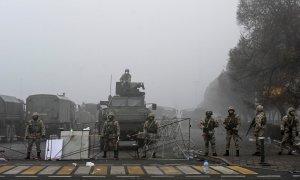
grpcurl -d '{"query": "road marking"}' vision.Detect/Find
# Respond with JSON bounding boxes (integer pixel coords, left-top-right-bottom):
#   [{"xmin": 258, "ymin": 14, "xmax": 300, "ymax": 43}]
[
  {"xmin": 143, "ymin": 166, "xmax": 164, "ymax": 175},
  {"xmin": 160, "ymin": 166, "xmax": 182, "ymax": 175},
  {"xmin": 39, "ymin": 166, "xmax": 61, "ymax": 175},
  {"xmin": 91, "ymin": 166, "xmax": 108, "ymax": 175},
  {"xmin": 74, "ymin": 166, "xmax": 91, "ymax": 175},
  {"xmin": 127, "ymin": 166, "xmax": 144, "ymax": 175},
  {"xmin": 221, "ymin": 175, "xmax": 246, "ymax": 178},
  {"xmin": 257, "ymin": 175, "xmax": 281, "ymax": 178},
  {"xmin": 111, "ymin": 166, "xmax": 126, "ymax": 175},
  {"xmin": 186, "ymin": 175, "xmax": 210, "ymax": 178},
  {"xmin": 48, "ymin": 176, "xmax": 72, "ymax": 178},
  {"xmin": 0, "ymin": 166, "xmax": 14, "ymax": 174},
  {"xmin": 210, "ymin": 166, "xmax": 239, "ymax": 174},
  {"xmin": 3, "ymin": 166, "xmax": 30, "ymax": 175},
  {"xmin": 176, "ymin": 166, "xmax": 200, "ymax": 175},
  {"xmin": 227, "ymin": 166, "xmax": 257, "ymax": 175},
  {"xmin": 15, "ymin": 176, "xmax": 37, "ymax": 178},
  {"xmin": 0, "ymin": 176, "xmax": 5, "ymax": 178},
  {"xmin": 82, "ymin": 176, "xmax": 106, "ymax": 178},
  {"xmin": 192, "ymin": 166, "xmax": 220, "ymax": 174},
  {"xmin": 151, "ymin": 176, "xmax": 174, "ymax": 178},
  {"xmin": 116, "ymin": 176, "xmax": 140, "ymax": 178},
  {"xmin": 21, "ymin": 166, "xmax": 45, "ymax": 175},
  {"xmin": 56, "ymin": 166, "xmax": 76, "ymax": 175}
]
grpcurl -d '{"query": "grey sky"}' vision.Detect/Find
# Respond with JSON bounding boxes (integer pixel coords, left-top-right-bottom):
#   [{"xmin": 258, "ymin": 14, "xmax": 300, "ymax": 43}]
[{"xmin": 0, "ymin": 0, "xmax": 240, "ymax": 109}]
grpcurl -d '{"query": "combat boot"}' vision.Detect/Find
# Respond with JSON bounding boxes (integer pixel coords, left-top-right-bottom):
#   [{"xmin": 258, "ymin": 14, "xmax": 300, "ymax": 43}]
[
  {"xmin": 212, "ymin": 153, "xmax": 218, "ymax": 156},
  {"xmin": 236, "ymin": 150, "xmax": 239, "ymax": 157},
  {"xmin": 204, "ymin": 152, "xmax": 208, "ymax": 156},
  {"xmin": 114, "ymin": 150, "xmax": 119, "ymax": 160},
  {"xmin": 223, "ymin": 150, "xmax": 229, "ymax": 156},
  {"xmin": 25, "ymin": 152, "xmax": 30, "ymax": 160},
  {"xmin": 141, "ymin": 155, "xmax": 147, "ymax": 158},
  {"xmin": 278, "ymin": 151, "xmax": 282, "ymax": 155},
  {"xmin": 37, "ymin": 152, "xmax": 41, "ymax": 160},
  {"xmin": 102, "ymin": 151, "xmax": 107, "ymax": 158},
  {"xmin": 152, "ymin": 153, "xmax": 157, "ymax": 158},
  {"xmin": 288, "ymin": 151, "xmax": 293, "ymax": 155}
]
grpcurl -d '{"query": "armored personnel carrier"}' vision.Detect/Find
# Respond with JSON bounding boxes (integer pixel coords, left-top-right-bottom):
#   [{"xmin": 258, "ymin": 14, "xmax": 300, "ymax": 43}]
[{"xmin": 98, "ymin": 80, "xmax": 156, "ymax": 146}]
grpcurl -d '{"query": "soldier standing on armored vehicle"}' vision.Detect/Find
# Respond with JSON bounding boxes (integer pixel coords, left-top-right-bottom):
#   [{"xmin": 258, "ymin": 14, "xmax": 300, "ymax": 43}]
[
  {"xmin": 199, "ymin": 111, "xmax": 218, "ymax": 156},
  {"xmin": 120, "ymin": 69, "xmax": 131, "ymax": 83},
  {"xmin": 252, "ymin": 105, "xmax": 267, "ymax": 156},
  {"xmin": 278, "ymin": 107, "xmax": 299, "ymax": 155},
  {"xmin": 101, "ymin": 112, "xmax": 120, "ymax": 159},
  {"xmin": 120, "ymin": 69, "xmax": 132, "ymax": 93},
  {"xmin": 223, "ymin": 106, "xmax": 241, "ymax": 157},
  {"xmin": 142, "ymin": 113, "xmax": 159, "ymax": 158},
  {"xmin": 25, "ymin": 112, "xmax": 46, "ymax": 160}
]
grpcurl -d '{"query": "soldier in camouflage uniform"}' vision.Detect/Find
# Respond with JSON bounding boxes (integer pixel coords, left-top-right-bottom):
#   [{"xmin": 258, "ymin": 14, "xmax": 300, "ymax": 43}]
[
  {"xmin": 120, "ymin": 69, "xmax": 131, "ymax": 83},
  {"xmin": 142, "ymin": 113, "xmax": 159, "ymax": 158},
  {"xmin": 25, "ymin": 112, "xmax": 46, "ymax": 160},
  {"xmin": 223, "ymin": 106, "xmax": 241, "ymax": 157},
  {"xmin": 253, "ymin": 105, "xmax": 267, "ymax": 156},
  {"xmin": 101, "ymin": 112, "xmax": 120, "ymax": 159},
  {"xmin": 278, "ymin": 107, "xmax": 299, "ymax": 155},
  {"xmin": 199, "ymin": 111, "xmax": 219, "ymax": 156}
]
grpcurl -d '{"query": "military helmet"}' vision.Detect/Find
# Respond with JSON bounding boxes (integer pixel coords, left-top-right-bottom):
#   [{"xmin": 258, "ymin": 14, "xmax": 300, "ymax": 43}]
[
  {"xmin": 125, "ymin": 68, "xmax": 129, "ymax": 73},
  {"xmin": 228, "ymin": 106, "xmax": 235, "ymax": 112},
  {"xmin": 108, "ymin": 111, "xmax": 115, "ymax": 117},
  {"xmin": 288, "ymin": 107, "xmax": 296, "ymax": 113},
  {"xmin": 256, "ymin": 105, "xmax": 264, "ymax": 112},
  {"xmin": 32, "ymin": 112, "xmax": 39, "ymax": 117},
  {"xmin": 148, "ymin": 113, "xmax": 155, "ymax": 119},
  {"xmin": 206, "ymin": 111, "xmax": 213, "ymax": 116}
]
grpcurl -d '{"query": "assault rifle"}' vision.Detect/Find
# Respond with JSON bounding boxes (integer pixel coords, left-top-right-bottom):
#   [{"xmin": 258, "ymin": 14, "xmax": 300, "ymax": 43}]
[
  {"xmin": 246, "ymin": 118, "xmax": 256, "ymax": 136},
  {"xmin": 224, "ymin": 121, "xmax": 243, "ymax": 141}
]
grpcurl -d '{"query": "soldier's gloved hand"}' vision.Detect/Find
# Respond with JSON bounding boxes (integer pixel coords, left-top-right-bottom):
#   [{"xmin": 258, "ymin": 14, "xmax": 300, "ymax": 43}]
[{"xmin": 281, "ymin": 130, "xmax": 284, "ymax": 135}]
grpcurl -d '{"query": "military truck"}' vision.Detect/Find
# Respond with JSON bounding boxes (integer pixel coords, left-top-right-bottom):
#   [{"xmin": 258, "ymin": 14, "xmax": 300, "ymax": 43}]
[
  {"xmin": 26, "ymin": 94, "xmax": 76, "ymax": 137},
  {"xmin": 75, "ymin": 103, "xmax": 98, "ymax": 132},
  {"xmin": 0, "ymin": 95, "xmax": 25, "ymax": 142},
  {"xmin": 98, "ymin": 81, "xmax": 156, "ymax": 147}
]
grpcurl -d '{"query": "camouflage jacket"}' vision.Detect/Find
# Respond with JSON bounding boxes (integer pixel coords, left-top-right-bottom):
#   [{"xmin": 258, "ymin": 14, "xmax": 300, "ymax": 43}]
[
  {"xmin": 255, "ymin": 112, "xmax": 267, "ymax": 131},
  {"xmin": 25, "ymin": 119, "xmax": 46, "ymax": 138},
  {"xmin": 120, "ymin": 73, "xmax": 131, "ymax": 82},
  {"xmin": 224, "ymin": 114, "xmax": 240, "ymax": 131},
  {"xmin": 144, "ymin": 120, "xmax": 158, "ymax": 134},
  {"xmin": 200, "ymin": 117, "xmax": 218, "ymax": 134},
  {"xmin": 102, "ymin": 120, "xmax": 120, "ymax": 138},
  {"xmin": 281, "ymin": 115, "xmax": 299, "ymax": 133}
]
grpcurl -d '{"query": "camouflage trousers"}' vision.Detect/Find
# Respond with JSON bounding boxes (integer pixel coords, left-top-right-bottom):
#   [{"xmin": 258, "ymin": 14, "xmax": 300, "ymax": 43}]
[
  {"xmin": 203, "ymin": 133, "xmax": 216, "ymax": 154},
  {"xmin": 27, "ymin": 138, "xmax": 41, "ymax": 153},
  {"xmin": 142, "ymin": 134, "xmax": 158, "ymax": 156},
  {"xmin": 255, "ymin": 129, "xmax": 264, "ymax": 152},
  {"xmin": 280, "ymin": 133, "xmax": 295, "ymax": 152},
  {"xmin": 225, "ymin": 131, "xmax": 239, "ymax": 150},
  {"xmin": 103, "ymin": 138, "xmax": 118, "ymax": 151}
]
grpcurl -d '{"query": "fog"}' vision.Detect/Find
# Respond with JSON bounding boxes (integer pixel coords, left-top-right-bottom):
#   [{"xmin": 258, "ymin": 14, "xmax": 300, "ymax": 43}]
[{"xmin": 0, "ymin": 0, "xmax": 240, "ymax": 109}]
